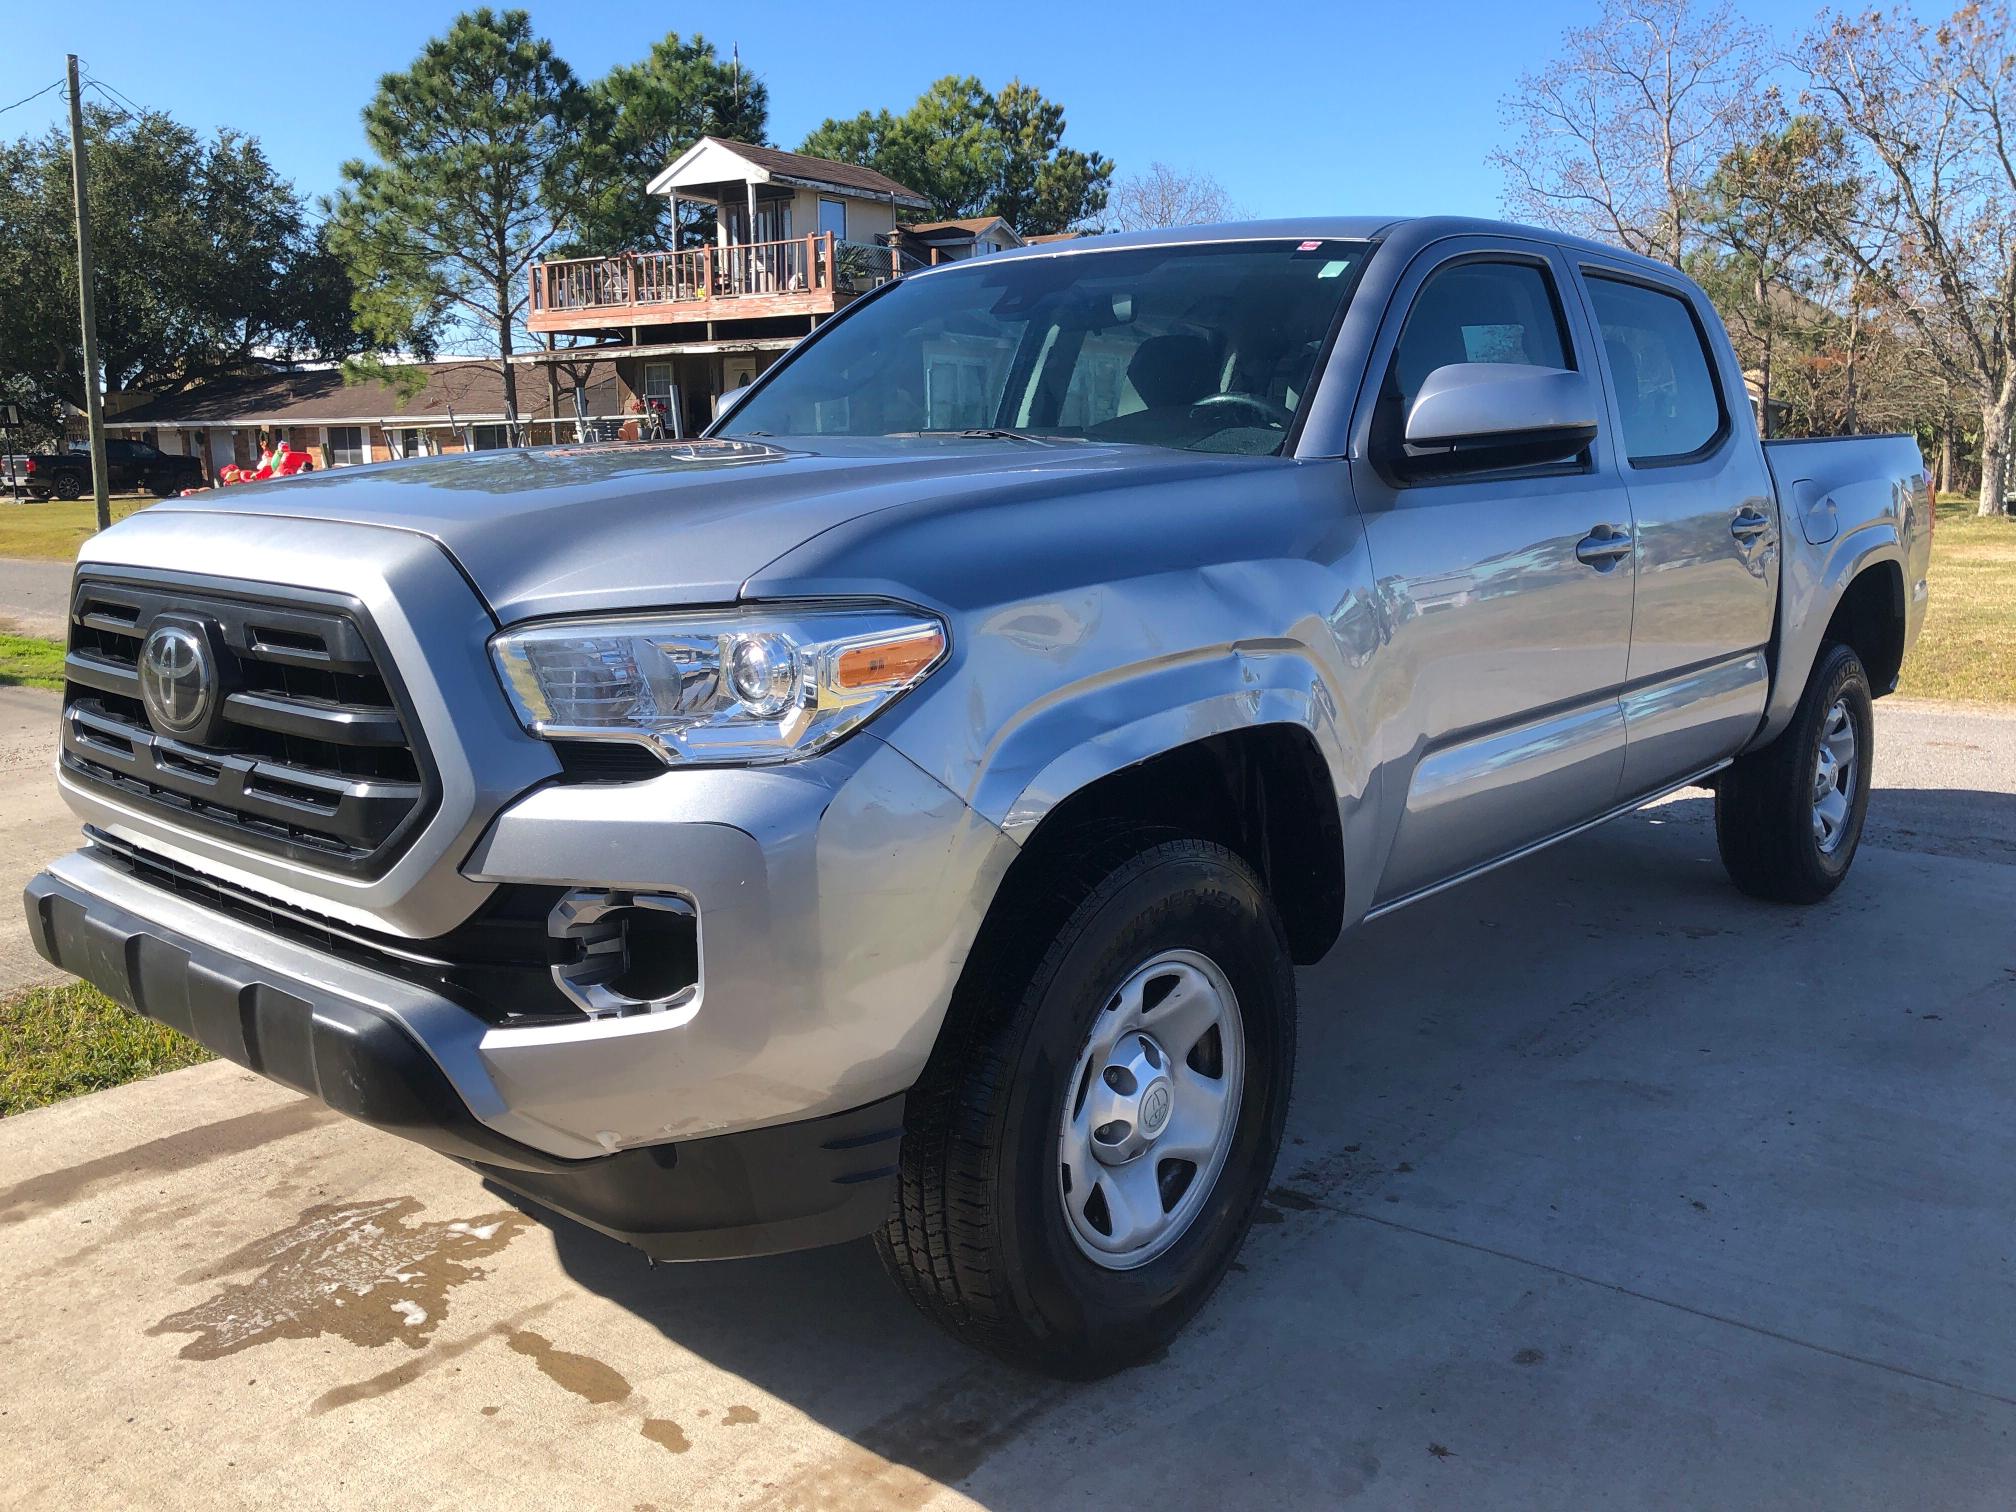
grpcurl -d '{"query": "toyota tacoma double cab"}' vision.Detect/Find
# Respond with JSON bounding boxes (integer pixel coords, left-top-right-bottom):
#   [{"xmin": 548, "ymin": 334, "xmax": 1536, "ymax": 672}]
[{"xmin": 27, "ymin": 218, "xmax": 1930, "ymax": 1376}]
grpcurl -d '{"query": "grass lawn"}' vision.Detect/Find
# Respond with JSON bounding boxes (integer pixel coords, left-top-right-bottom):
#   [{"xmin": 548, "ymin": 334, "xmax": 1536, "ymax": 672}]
[
  {"xmin": 0, "ymin": 495, "xmax": 153, "ymax": 560},
  {"xmin": 0, "ymin": 633, "xmax": 65, "ymax": 690},
  {"xmin": 0, "ymin": 981, "xmax": 210, "ymax": 1117},
  {"xmin": 1897, "ymin": 498, "xmax": 2016, "ymax": 706}
]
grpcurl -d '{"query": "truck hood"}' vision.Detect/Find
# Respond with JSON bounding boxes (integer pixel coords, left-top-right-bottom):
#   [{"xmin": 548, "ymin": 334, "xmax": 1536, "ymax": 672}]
[{"xmin": 150, "ymin": 436, "xmax": 1252, "ymax": 623}]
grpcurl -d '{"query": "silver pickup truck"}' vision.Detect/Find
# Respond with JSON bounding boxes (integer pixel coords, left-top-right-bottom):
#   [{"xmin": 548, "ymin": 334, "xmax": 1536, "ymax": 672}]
[{"xmin": 26, "ymin": 217, "xmax": 1930, "ymax": 1376}]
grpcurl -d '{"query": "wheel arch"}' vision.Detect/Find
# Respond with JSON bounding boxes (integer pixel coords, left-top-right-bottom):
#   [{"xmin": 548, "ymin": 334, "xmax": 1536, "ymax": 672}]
[
  {"xmin": 981, "ymin": 723, "xmax": 1347, "ymax": 968},
  {"xmin": 1753, "ymin": 525, "xmax": 1906, "ymax": 751}
]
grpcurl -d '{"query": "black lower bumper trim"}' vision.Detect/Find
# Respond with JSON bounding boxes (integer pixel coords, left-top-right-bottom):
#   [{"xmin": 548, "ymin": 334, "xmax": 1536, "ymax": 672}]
[
  {"xmin": 463, "ymin": 1093, "xmax": 905, "ymax": 1262},
  {"xmin": 24, "ymin": 859, "xmax": 904, "ymax": 1260}
]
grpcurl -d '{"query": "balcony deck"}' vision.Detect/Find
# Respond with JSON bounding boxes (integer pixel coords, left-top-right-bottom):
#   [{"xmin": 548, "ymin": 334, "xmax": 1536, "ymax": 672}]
[{"xmin": 527, "ymin": 234, "xmax": 914, "ymax": 335}]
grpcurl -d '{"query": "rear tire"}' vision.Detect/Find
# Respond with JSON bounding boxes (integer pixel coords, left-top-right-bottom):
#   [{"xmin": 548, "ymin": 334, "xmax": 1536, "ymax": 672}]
[
  {"xmin": 53, "ymin": 475, "xmax": 82, "ymax": 501},
  {"xmin": 877, "ymin": 829, "xmax": 1296, "ymax": 1377},
  {"xmin": 1715, "ymin": 642, "xmax": 1873, "ymax": 902}
]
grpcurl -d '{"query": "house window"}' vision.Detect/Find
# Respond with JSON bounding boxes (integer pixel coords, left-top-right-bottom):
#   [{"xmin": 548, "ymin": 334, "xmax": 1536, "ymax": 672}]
[
  {"xmin": 470, "ymin": 424, "xmax": 510, "ymax": 451},
  {"xmin": 642, "ymin": 364, "xmax": 679, "ymax": 435},
  {"xmin": 819, "ymin": 197, "xmax": 847, "ymax": 243},
  {"xmin": 326, "ymin": 426, "xmax": 367, "ymax": 466}
]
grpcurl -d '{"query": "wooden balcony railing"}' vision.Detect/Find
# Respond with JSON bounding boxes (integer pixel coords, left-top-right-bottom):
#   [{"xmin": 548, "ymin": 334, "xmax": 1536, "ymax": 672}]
[{"xmin": 529, "ymin": 234, "xmax": 922, "ymax": 325}]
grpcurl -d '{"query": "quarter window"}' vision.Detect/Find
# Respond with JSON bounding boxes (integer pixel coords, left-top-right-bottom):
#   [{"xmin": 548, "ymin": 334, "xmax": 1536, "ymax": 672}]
[{"xmin": 1586, "ymin": 276, "xmax": 1724, "ymax": 463}]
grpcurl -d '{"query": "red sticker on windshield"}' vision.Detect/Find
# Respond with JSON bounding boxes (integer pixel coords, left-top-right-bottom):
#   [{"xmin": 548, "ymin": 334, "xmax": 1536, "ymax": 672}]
[{"xmin": 1298, "ymin": 240, "xmax": 1322, "ymax": 251}]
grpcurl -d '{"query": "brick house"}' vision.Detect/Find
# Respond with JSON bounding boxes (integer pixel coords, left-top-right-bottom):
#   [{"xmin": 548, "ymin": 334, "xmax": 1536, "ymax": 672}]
[{"xmin": 99, "ymin": 359, "xmax": 624, "ymax": 479}]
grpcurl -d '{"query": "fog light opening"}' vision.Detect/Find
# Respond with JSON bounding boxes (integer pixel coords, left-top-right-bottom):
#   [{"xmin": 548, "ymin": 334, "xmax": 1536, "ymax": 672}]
[{"xmin": 548, "ymin": 889, "xmax": 700, "ymax": 1020}]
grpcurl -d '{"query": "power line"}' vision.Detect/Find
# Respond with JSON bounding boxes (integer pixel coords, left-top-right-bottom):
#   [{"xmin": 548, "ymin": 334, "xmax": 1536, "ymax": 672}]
[
  {"xmin": 78, "ymin": 69, "xmax": 152, "ymax": 119},
  {"xmin": 0, "ymin": 79, "xmax": 63, "ymax": 118}
]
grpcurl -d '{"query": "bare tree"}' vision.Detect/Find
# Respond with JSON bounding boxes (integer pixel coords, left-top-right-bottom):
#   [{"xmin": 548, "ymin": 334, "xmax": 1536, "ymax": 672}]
[
  {"xmin": 1106, "ymin": 163, "xmax": 1241, "ymax": 232},
  {"xmin": 1791, "ymin": 3, "xmax": 2015, "ymax": 515},
  {"xmin": 1494, "ymin": 0, "xmax": 1766, "ymax": 266}
]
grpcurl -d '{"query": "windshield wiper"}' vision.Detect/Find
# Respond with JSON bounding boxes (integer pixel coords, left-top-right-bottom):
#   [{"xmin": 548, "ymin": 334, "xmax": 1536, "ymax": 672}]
[{"xmin": 908, "ymin": 427, "xmax": 1058, "ymax": 445}]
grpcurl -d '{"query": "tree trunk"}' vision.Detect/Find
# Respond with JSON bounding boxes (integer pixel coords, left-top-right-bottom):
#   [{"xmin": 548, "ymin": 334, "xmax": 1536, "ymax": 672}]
[
  {"xmin": 1979, "ymin": 399, "xmax": 2011, "ymax": 517},
  {"xmin": 1754, "ymin": 268, "xmax": 1772, "ymax": 438},
  {"xmin": 498, "ymin": 310, "xmax": 521, "ymax": 447},
  {"xmin": 1939, "ymin": 416, "xmax": 1955, "ymax": 496}
]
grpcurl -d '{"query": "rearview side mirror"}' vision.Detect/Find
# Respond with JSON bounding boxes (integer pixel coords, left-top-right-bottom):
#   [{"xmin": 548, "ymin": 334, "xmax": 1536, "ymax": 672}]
[
  {"xmin": 716, "ymin": 385, "xmax": 751, "ymax": 419},
  {"xmin": 1396, "ymin": 363, "xmax": 1598, "ymax": 480}
]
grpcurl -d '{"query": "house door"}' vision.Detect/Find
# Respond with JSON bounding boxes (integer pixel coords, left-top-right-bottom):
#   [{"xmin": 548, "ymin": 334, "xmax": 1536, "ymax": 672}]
[{"xmin": 724, "ymin": 201, "xmax": 792, "ymax": 291}]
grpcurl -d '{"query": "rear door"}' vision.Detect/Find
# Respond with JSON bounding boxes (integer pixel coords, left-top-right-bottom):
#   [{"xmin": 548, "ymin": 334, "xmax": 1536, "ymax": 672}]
[
  {"xmin": 1573, "ymin": 260, "xmax": 1777, "ymax": 795},
  {"xmin": 1350, "ymin": 236, "xmax": 1639, "ymax": 905}
]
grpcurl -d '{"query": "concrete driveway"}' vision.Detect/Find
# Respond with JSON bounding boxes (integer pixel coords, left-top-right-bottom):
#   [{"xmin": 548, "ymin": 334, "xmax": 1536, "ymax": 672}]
[{"xmin": 2, "ymin": 700, "xmax": 2013, "ymax": 1510}]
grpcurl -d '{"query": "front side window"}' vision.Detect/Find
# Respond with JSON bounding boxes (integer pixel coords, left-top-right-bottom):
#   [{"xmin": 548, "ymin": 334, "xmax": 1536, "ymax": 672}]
[
  {"xmin": 1390, "ymin": 259, "xmax": 1572, "ymax": 415},
  {"xmin": 723, "ymin": 239, "xmax": 1369, "ymax": 456},
  {"xmin": 1586, "ymin": 275, "xmax": 1724, "ymax": 463}
]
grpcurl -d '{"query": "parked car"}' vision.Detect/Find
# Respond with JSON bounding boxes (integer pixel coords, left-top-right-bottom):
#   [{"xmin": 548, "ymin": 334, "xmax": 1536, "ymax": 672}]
[
  {"xmin": 26, "ymin": 217, "xmax": 1930, "ymax": 1377},
  {"xmin": 21, "ymin": 438, "xmax": 206, "ymax": 500}
]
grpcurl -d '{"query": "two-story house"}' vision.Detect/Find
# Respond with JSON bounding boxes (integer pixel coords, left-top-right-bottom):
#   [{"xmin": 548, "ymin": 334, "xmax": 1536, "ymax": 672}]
[{"xmin": 527, "ymin": 137, "xmax": 1021, "ymax": 433}]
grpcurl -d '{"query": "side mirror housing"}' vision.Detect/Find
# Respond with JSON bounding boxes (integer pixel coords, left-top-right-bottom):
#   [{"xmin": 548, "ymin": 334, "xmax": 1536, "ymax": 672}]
[
  {"xmin": 1396, "ymin": 363, "xmax": 1598, "ymax": 479},
  {"xmin": 715, "ymin": 385, "xmax": 751, "ymax": 420}
]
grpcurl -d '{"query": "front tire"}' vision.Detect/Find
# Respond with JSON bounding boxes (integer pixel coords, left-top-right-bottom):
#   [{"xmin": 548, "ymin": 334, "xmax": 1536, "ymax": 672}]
[
  {"xmin": 878, "ymin": 831, "xmax": 1296, "ymax": 1377},
  {"xmin": 1715, "ymin": 642, "xmax": 1874, "ymax": 902}
]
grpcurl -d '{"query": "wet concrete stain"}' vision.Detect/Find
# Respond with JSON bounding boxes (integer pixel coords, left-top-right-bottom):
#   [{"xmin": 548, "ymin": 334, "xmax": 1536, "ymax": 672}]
[
  {"xmin": 504, "ymin": 1328, "xmax": 635, "ymax": 1405},
  {"xmin": 148, "ymin": 1197, "xmax": 528, "ymax": 1361},
  {"xmin": 0, "ymin": 1098, "xmax": 333, "ymax": 1228},
  {"xmin": 308, "ymin": 1301, "xmax": 558, "ymax": 1416},
  {"xmin": 641, "ymin": 1418, "xmax": 691, "ymax": 1454},
  {"xmin": 722, "ymin": 1404, "xmax": 760, "ymax": 1426}
]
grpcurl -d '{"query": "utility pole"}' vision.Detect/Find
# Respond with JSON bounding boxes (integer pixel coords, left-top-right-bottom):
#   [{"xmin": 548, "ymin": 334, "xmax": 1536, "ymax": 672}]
[{"xmin": 66, "ymin": 54, "xmax": 111, "ymax": 532}]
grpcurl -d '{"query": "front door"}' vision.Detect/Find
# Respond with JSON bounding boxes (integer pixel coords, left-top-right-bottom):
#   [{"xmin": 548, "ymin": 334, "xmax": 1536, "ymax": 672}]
[
  {"xmin": 1353, "ymin": 239, "xmax": 1639, "ymax": 905},
  {"xmin": 1576, "ymin": 260, "xmax": 1777, "ymax": 796}
]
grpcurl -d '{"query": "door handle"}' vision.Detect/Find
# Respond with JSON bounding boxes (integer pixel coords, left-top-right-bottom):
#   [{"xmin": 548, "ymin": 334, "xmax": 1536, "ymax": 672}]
[
  {"xmin": 1731, "ymin": 506, "xmax": 1772, "ymax": 541},
  {"xmin": 1575, "ymin": 526, "xmax": 1633, "ymax": 568}
]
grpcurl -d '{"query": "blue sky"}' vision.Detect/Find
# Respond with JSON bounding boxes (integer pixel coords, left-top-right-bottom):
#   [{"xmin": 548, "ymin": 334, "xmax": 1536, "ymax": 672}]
[{"xmin": 7, "ymin": 0, "xmax": 1839, "ymax": 220}]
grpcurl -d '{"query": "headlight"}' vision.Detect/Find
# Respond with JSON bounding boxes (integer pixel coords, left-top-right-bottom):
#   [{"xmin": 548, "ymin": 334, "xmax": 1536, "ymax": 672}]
[{"xmin": 490, "ymin": 603, "xmax": 947, "ymax": 766}]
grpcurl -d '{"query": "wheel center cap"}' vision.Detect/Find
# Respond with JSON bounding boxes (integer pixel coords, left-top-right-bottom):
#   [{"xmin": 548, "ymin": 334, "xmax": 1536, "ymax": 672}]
[{"xmin": 1138, "ymin": 1079, "xmax": 1173, "ymax": 1138}]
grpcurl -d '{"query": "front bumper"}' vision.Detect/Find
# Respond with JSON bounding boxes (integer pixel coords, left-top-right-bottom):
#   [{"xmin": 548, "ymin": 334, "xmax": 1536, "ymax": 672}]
[{"xmin": 24, "ymin": 848, "xmax": 905, "ymax": 1259}]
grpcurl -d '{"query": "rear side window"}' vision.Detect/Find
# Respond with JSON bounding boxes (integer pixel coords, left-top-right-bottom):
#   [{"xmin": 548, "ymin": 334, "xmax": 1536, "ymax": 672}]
[
  {"xmin": 1586, "ymin": 276, "xmax": 1724, "ymax": 463},
  {"xmin": 1391, "ymin": 260, "xmax": 1572, "ymax": 413}
]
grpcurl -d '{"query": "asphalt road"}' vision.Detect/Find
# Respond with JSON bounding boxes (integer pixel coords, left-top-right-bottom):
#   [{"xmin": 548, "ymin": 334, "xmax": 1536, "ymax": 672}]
[
  {"xmin": 0, "ymin": 556, "xmax": 71, "ymax": 640},
  {"xmin": 1, "ymin": 699, "xmax": 2013, "ymax": 1509}
]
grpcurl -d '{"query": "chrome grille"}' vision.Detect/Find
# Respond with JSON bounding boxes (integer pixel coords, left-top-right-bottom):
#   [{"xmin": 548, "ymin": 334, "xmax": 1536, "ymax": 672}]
[{"xmin": 60, "ymin": 577, "xmax": 434, "ymax": 874}]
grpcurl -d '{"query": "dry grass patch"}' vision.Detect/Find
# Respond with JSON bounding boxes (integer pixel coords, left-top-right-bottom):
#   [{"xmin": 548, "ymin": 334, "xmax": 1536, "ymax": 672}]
[
  {"xmin": 1897, "ymin": 499, "xmax": 2016, "ymax": 706},
  {"xmin": 0, "ymin": 496, "xmax": 153, "ymax": 560}
]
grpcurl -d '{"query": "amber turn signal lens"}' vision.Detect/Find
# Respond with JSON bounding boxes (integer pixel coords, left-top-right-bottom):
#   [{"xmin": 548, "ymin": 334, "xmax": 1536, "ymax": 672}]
[{"xmin": 835, "ymin": 628, "xmax": 944, "ymax": 689}]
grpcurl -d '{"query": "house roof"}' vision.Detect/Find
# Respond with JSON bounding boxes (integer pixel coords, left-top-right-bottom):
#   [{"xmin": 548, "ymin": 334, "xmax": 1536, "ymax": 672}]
[
  {"xmin": 1024, "ymin": 231, "xmax": 1081, "ymax": 244},
  {"xmin": 648, "ymin": 137, "xmax": 930, "ymax": 209},
  {"xmin": 902, "ymin": 216, "xmax": 1009, "ymax": 238},
  {"xmin": 102, "ymin": 360, "xmax": 625, "ymax": 428}
]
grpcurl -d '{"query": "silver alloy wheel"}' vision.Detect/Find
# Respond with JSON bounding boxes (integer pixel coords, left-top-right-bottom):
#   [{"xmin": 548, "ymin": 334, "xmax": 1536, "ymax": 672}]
[
  {"xmin": 1812, "ymin": 698, "xmax": 1859, "ymax": 854},
  {"xmin": 1058, "ymin": 948, "xmax": 1245, "ymax": 1270}
]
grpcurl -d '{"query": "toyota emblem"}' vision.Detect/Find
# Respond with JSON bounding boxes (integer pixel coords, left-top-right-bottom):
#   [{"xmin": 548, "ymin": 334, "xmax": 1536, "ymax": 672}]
[{"xmin": 138, "ymin": 624, "xmax": 216, "ymax": 736}]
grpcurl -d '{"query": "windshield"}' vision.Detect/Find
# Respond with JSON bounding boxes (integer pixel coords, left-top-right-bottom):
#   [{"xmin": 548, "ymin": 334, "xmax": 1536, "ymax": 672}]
[{"xmin": 721, "ymin": 239, "xmax": 1369, "ymax": 456}]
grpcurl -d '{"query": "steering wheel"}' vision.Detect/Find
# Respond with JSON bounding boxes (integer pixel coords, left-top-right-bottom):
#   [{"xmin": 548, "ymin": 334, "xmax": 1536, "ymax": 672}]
[{"xmin": 1189, "ymin": 392, "xmax": 1296, "ymax": 430}]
